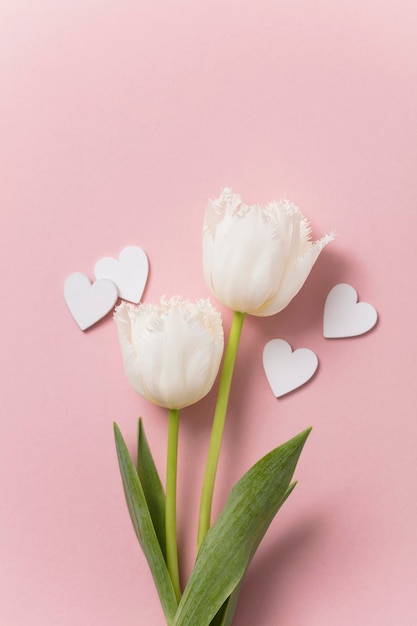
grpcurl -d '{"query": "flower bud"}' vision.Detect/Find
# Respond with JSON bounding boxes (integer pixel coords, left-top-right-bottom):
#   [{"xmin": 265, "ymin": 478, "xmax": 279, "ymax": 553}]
[
  {"xmin": 114, "ymin": 297, "xmax": 224, "ymax": 410},
  {"xmin": 203, "ymin": 188, "xmax": 334, "ymax": 316}
]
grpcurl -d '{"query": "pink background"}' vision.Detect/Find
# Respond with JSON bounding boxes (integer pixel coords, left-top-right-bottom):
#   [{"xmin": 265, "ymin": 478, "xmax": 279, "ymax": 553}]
[{"xmin": 1, "ymin": 1, "xmax": 417, "ymax": 624}]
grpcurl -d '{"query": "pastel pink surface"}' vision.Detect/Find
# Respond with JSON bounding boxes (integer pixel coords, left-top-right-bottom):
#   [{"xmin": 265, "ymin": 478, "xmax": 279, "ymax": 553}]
[{"xmin": 1, "ymin": 2, "xmax": 416, "ymax": 625}]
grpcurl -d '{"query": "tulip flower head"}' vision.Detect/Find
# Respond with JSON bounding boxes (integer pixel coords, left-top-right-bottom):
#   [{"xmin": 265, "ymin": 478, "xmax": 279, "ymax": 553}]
[
  {"xmin": 203, "ymin": 187, "xmax": 335, "ymax": 316},
  {"xmin": 114, "ymin": 297, "xmax": 224, "ymax": 410}
]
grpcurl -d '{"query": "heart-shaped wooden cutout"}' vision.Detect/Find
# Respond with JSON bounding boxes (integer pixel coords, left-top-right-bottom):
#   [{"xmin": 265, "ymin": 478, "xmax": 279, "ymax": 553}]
[
  {"xmin": 323, "ymin": 283, "xmax": 378, "ymax": 338},
  {"xmin": 263, "ymin": 339, "xmax": 318, "ymax": 397},
  {"xmin": 64, "ymin": 272, "xmax": 118, "ymax": 331},
  {"xmin": 94, "ymin": 245, "xmax": 148, "ymax": 304}
]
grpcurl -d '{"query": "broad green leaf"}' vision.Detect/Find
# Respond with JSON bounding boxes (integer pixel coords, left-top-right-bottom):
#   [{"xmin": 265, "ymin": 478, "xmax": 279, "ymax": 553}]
[
  {"xmin": 210, "ymin": 485, "xmax": 297, "ymax": 626},
  {"xmin": 210, "ymin": 484, "xmax": 297, "ymax": 626},
  {"xmin": 137, "ymin": 418, "xmax": 166, "ymax": 560},
  {"xmin": 114, "ymin": 423, "xmax": 178, "ymax": 625},
  {"xmin": 174, "ymin": 428, "xmax": 311, "ymax": 626}
]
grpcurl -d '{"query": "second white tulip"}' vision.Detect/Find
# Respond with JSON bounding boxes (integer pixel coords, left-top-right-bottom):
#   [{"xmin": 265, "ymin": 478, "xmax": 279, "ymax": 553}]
[{"xmin": 114, "ymin": 296, "xmax": 224, "ymax": 410}]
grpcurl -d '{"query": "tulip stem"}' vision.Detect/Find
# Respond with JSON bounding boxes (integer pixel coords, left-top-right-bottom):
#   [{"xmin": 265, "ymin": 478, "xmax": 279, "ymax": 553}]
[
  {"xmin": 166, "ymin": 408, "xmax": 181, "ymax": 602},
  {"xmin": 197, "ymin": 310, "xmax": 246, "ymax": 549}
]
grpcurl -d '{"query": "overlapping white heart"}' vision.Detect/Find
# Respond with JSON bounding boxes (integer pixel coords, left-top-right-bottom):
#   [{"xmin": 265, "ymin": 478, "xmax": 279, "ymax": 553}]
[
  {"xmin": 323, "ymin": 283, "xmax": 377, "ymax": 338},
  {"xmin": 64, "ymin": 245, "xmax": 149, "ymax": 330},
  {"xmin": 263, "ymin": 339, "xmax": 318, "ymax": 397},
  {"xmin": 64, "ymin": 272, "xmax": 119, "ymax": 331},
  {"xmin": 94, "ymin": 245, "xmax": 148, "ymax": 304}
]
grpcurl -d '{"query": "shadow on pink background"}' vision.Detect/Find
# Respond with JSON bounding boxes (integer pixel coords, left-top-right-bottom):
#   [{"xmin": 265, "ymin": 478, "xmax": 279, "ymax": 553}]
[{"xmin": 1, "ymin": 1, "xmax": 416, "ymax": 624}]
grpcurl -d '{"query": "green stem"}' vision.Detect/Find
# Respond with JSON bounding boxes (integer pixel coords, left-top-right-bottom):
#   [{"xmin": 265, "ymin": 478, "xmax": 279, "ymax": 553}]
[
  {"xmin": 166, "ymin": 408, "xmax": 181, "ymax": 602},
  {"xmin": 197, "ymin": 310, "xmax": 246, "ymax": 549}
]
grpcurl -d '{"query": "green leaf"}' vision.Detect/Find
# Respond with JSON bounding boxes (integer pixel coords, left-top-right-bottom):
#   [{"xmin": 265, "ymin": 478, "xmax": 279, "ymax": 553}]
[
  {"xmin": 114, "ymin": 423, "xmax": 178, "ymax": 625},
  {"xmin": 212, "ymin": 484, "xmax": 297, "ymax": 626},
  {"xmin": 174, "ymin": 427, "xmax": 311, "ymax": 626},
  {"xmin": 210, "ymin": 484, "xmax": 296, "ymax": 626},
  {"xmin": 137, "ymin": 418, "xmax": 167, "ymax": 560}
]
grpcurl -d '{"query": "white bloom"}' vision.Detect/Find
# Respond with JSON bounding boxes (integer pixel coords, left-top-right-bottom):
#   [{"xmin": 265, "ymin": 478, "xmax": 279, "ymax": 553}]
[
  {"xmin": 114, "ymin": 297, "xmax": 224, "ymax": 410},
  {"xmin": 203, "ymin": 188, "xmax": 335, "ymax": 316}
]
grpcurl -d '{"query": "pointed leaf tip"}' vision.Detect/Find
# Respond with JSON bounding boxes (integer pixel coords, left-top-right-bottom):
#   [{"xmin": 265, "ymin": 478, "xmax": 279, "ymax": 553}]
[{"xmin": 136, "ymin": 417, "xmax": 167, "ymax": 560}]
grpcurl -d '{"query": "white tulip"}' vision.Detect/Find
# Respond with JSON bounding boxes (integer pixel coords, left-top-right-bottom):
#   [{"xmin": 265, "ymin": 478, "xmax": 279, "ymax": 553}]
[
  {"xmin": 114, "ymin": 297, "xmax": 224, "ymax": 410},
  {"xmin": 203, "ymin": 188, "xmax": 335, "ymax": 316}
]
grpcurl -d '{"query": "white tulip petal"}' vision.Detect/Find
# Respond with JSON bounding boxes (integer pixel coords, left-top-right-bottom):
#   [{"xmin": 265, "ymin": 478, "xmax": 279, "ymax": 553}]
[
  {"xmin": 259, "ymin": 233, "xmax": 335, "ymax": 316},
  {"xmin": 206, "ymin": 205, "xmax": 287, "ymax": 312},
  {"xmin": 114, "ymin": 303, "xmax": 145, "ymax": 395}
]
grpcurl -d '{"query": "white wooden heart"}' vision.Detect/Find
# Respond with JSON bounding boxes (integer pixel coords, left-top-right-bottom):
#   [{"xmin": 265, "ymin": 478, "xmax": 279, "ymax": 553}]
[
  {"xmin": 94, "ymin": 245, "xmax": 149, "ymax": 304},
  {"xmin": 64, "ymin": 272, "xmax": 119, "ymax": 331},
  {"xmin": 323, "ymin": 283, "xmax": 378, "ymax": 338},
  {"xmin": 263, "ymin": 339, "xmax": 318, "ymax": 398}
]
